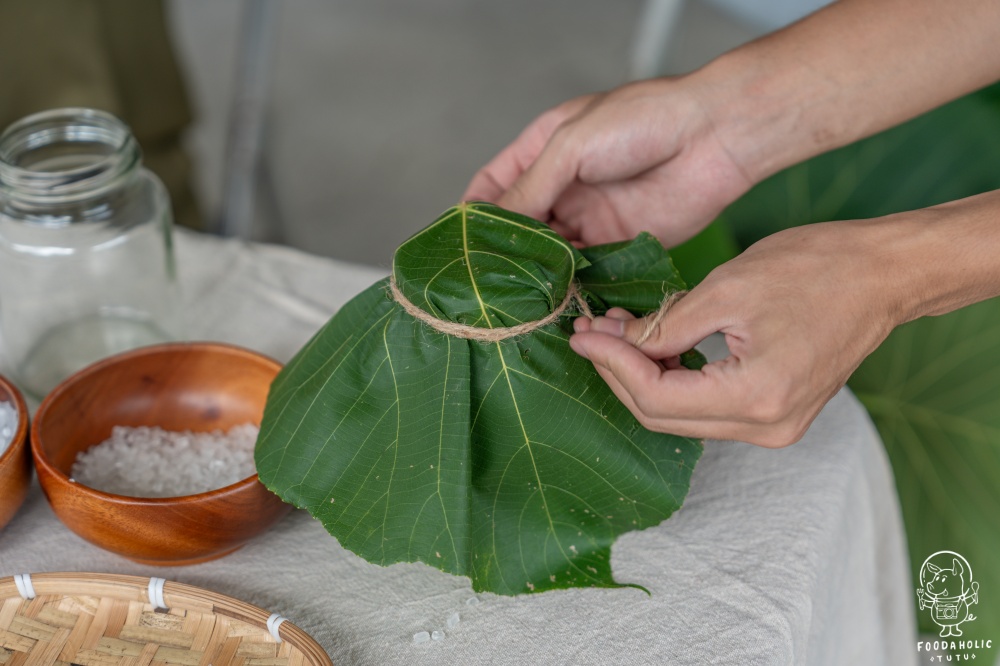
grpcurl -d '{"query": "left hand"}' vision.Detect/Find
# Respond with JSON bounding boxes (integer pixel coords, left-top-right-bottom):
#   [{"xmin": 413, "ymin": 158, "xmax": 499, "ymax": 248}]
[
  {"xmin": 569, "ymin": 220, "xmax": 911, "ymax": 447},
  {"xmin": 461, "ymin": 79, "xmax": 754, "ymax": 249}
]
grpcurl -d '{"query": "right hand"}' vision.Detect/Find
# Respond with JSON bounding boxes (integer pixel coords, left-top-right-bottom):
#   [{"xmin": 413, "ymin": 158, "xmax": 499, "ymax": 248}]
[
  {"xmin": 568, "ymin": 219, "xmax": 911, "ymax": 448},
  {"xmin": 462, "ymin": 77, "xmax": 754, "ymax": 248}
]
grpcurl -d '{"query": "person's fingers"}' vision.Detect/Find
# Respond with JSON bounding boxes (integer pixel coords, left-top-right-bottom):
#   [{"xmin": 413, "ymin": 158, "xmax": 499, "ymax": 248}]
[
  {"xmin": 496, "ymin": 97, "xmax": 604, "ymax": 220},
  {"xmin": 588, "ymin": 315, "xmax": 625, "ymax": 337},
  {"xmin": 584, "ymin": 358, "xmax": 710, "ymax": 437},
  {"xmin": 570, "ymin": 327, "xmax": 662, "ymax": 420},
  {"xmin": 583, "ymin": 361, "xmax": 735, "ymax": 440},
  {"xmin": 463, "ymin": 169, "xmax": 506, "ymax": 204},
  {"xmin": 574, "ymin": 307, "xmax": 631, "ymax": 334},
  {"xmin": 463, "ymin": 139, "xmax": 544, "ymax": 205},
  {"xmin": 550, "ymin": 181, "xmax": 636, "ymax": 246},
  {"xmin": 463, "ymin": 138, "xmax": 539, "ymax": 203},
  {"xmin": 464, "ymin": 94, "xmax": 596, "ymax": 209},
  {"xmin": 604, "ymin": 307, "xmax": 635, "ymax": 321},
  {"xmin": 548, "ymin": 219, "xmax": 580, "ymax": 242},
  {"xmin": 622, "ymin": 290, "xmax": 728, "ymax": 359},
  {"xmin": 497, "ymin": 134, "xmax": 581, "ymax": 222},
  {"xmin": 585, "ymin": 309, "xmax": 688, "ymax": 370},
  {"xmin": 571, "ymin": 330, "xmax": 758, "ymax": 420},
  {"xmin": 573, "ymin": 330, "xmax": 814, "ymax": 447},
  {"xmin": 583, "ymin": 297, "xmax": 721, "ymax": 360}
]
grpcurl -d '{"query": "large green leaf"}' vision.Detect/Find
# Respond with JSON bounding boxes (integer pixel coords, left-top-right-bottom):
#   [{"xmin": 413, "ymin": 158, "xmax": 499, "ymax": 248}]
[
  {"xmin": 720, "ymin": 86, "xmax": 1000, "ymax": 248},
  {"xmin": 720, "ymin": 85, "xmax": 1000, "ymax": 656},
  {"xmin": 851, "ymin": 300, "xmax": 1000, "ymax": 647},
  {"xmin": 257, "ymin": 202, "xmax": 702, "ymax": 595}
]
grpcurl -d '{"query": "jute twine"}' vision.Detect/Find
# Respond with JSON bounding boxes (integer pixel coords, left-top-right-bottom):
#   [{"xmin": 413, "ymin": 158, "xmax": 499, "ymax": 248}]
[
  {"xmin": 634, "ymin": 290, "xmax": 688, "ymax": 347},
  {"xmin": 389, "ymin": 276, "xmax": 687, "ymax": 348},
  {"xmin": 389, "ymin": 276, "xmax": 593, "ymax": 341}
]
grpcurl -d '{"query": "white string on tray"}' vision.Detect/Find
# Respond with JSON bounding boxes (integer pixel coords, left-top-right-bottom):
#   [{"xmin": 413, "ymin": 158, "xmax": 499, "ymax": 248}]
[
  {"xmin": 147, "ymin": 576, "xmax": 168, "ymax": 610},
  {"xmin": 13, "ymin": 573, "xmax": 35, "ymax": 600},
  {"xmin": 266, "ymin": 613, "xmax": 286, "ymax": 643}
]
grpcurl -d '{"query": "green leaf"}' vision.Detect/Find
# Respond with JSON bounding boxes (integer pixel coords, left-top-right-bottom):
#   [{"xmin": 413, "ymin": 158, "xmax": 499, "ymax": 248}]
[
  {"xmin": 576, "ymin": 232, "xmax": 688, "ymax": 314},
  {"xmin": 720, "ymin": 85, "xmax": 1000, "ymax": 247},
  {"xmin": 721, "ymin": 84, "xmax": 1000, "ymax": 657},
  {"xmin": 851, "ymin": 300, "xmax": 1000, "ymax": 648},
  {"xmin": 257, "ymin": 202, "xmax": 702, "ymax": 595},
  {"xmin": 575, "ymin": 233, "xmax": 705, "ymax": 371},
  {"xmin": 392, "ymin": 202, "xmax": 587, "ymax": 328}
]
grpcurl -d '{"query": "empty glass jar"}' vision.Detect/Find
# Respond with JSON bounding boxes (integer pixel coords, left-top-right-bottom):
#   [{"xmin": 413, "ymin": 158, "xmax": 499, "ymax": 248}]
[{"xmin": 0, "ymin": 108, "xmax": 179, "ymax": 399}]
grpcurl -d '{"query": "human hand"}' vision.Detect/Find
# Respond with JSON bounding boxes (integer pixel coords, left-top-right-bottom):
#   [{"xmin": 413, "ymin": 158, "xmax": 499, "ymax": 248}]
[
  {"xmin": 568, "ymin": 220, "xmax": 910, "ymax": 447},
  {"xmin": 463, "ymin": 0, "xmax": 1000, "ymax": 250},
  {"xmin": 462, "ymin": 78, "xmax": 753, "ymax": 248}
]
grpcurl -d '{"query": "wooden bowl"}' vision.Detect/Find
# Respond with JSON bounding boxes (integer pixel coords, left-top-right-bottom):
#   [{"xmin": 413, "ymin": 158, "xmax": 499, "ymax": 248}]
[
  {"xmin": 31, "ymin": 342, "xmax": 292, "ymax": 565},
  {"xmin": 0, "ymin": 373, "xmax": 31, "ymax": 532}
]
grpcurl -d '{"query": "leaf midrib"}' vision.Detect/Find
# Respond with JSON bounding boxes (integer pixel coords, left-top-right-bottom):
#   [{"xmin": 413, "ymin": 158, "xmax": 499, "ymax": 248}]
[
  {"xmin": 492, "ymin": 341, "xmax": 586, "ymax": 589},
  {"xmin": 462, "ymin": 205, "xmax": 494, "ymax": 329}
]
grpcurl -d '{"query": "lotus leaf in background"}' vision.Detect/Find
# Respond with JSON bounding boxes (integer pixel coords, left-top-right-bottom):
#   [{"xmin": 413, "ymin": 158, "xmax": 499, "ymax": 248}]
[
  {"xmin": 256, "ymin": 203, "xmax": 702, "ymax": 596},
  {"xmin": 706, "ymin": 84, "xmax": 1000, "ymax": 659}
]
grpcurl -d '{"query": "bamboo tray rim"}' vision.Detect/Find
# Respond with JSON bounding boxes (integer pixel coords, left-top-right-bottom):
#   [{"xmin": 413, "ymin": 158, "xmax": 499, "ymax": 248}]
[{"xmin": 0, "ymin": 571, "xmax": 333, "ymax": 665}]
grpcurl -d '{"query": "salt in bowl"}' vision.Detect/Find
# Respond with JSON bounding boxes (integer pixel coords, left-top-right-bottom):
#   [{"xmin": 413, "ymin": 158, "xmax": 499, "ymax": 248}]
[
  {"xmin": 31, "ymin": 342, "xmax": 292, "ymax": 565},
  {"xmin": 0, "ymin": 372, "xmax": 31, "ymax": 532}
]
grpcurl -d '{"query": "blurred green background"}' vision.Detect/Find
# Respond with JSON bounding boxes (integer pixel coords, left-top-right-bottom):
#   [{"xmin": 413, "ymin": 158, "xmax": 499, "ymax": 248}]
[{"xmin": 672, "ymin": 83, "xmax": 1000, "ymax": 657}]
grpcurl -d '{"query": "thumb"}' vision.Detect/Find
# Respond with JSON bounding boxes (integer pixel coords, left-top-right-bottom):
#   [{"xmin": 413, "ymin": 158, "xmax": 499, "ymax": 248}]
[
  {"xmin": 497, "ymin": 132, "xmax": 579, "ymax": 222},
  {"xmin": 620, "ymin": 290, "xmax": 723, "ymax": 358}
]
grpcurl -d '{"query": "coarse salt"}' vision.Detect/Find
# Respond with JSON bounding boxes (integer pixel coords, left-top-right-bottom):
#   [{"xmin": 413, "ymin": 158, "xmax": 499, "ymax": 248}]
[
  {"xmin": 71, "ymin": 424, "xmax": 259, "ymax": 497},
  {"xmin": 0, "ymin": 400, "xmax": 17, "ymax": 455}
]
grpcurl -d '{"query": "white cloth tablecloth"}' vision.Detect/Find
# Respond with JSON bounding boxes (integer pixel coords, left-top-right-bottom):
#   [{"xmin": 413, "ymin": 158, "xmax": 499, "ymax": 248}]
[{"xmin": 0, "ymin": 229, "xmax": 917, "ymax": 665}]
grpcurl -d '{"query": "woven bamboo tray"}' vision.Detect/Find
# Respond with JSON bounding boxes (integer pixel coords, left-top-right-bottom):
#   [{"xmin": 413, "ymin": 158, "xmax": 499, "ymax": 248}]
[{"xmin": 0, "ymin": 573, "xmax": 333, "ymax": 665}]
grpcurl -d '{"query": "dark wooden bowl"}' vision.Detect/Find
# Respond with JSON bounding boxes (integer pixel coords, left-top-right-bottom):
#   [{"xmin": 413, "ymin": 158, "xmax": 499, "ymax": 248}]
[
  {"xmin": 0, "ymin": 373, "xmax": 31, "ymax": 533},
  {"xmin": 31, "ymin": 342, "xmax": 292, "ymax": 565}
]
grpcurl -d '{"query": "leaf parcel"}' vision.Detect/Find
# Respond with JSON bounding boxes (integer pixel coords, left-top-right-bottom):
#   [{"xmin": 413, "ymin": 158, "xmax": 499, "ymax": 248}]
[{"xmin": 256, "ymin": 202, "xmax": 702, "ymax": 595}]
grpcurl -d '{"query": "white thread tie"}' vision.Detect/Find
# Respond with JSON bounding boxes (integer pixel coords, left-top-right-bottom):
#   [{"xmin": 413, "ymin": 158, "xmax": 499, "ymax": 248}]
[
  {"xmin": 148, "ymin": 577, "xmax": 167, "ymax": 609},
  {"xmin": 266, "ymin": 613, "xmax": 286, "ymax": 643},
  {"xmin": 13, "ymin": 573, "xmax": 35, "ymax": 600}
]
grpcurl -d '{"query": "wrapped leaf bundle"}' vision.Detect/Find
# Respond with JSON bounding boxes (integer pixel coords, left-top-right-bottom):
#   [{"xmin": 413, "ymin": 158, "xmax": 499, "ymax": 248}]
[{"xmin": 256, "ymin": 202, "xmax": 702, "ymax": 595}]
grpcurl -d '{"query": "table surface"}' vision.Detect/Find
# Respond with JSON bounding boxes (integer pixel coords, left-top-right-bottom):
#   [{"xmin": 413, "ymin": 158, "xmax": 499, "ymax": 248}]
[{"xmin": 0, "ymin": 230, "xmax": 917, "ymax": 665}]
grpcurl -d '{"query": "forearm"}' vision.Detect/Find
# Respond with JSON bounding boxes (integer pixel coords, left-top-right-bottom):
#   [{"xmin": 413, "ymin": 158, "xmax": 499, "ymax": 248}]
[
  {"xmin": 691, "ymin": 0, "xmax": 1000, "ymax": 184},
  {"xmin": 569, "ymin": 188, "xmax": 1000, "ymax": 447},
  {"xmin": 886, "ymin": 189, "xmax": 1000, "ymax": 322}
]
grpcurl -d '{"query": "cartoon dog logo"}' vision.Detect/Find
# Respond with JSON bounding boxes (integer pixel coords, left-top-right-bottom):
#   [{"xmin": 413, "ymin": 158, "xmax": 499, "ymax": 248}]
[{"xmin": 917, "ymin": 551, "xmax": 979, "ymax": 637}]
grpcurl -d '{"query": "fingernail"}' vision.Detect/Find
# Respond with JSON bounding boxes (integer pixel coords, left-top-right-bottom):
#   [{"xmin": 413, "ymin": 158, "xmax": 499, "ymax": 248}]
[
  {"xmin": 569, "ymin": 335, "xmax": 590, "ymax": 359},
  {"xmin": 573, "ymin": 316, "xmax": 591, "ymax": 333},
  {"xmin": 590, "ymin": 316, "xmax": 625, "ymax": 337}
]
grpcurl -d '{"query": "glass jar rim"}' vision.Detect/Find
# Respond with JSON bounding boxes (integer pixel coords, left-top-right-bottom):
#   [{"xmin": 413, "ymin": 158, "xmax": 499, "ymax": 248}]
[{"xmin": 0, "ymin": 108, "xmax": 141, "ymax": 206}]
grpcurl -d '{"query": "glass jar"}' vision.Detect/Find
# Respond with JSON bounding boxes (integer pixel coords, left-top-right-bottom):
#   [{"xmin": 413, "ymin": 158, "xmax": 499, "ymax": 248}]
[{"xmin": 0, "ymin": 108, "xmax": 179, "ymax": 399}]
